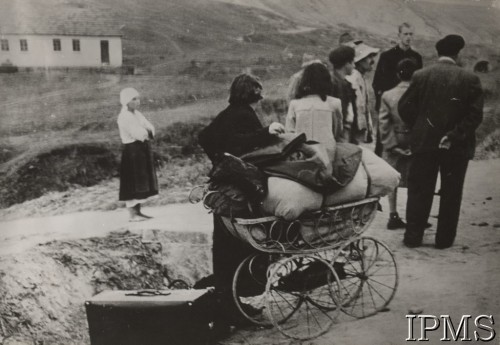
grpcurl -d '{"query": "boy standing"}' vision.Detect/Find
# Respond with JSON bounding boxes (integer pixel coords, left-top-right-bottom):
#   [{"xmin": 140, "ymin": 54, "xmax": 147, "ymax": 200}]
[{"xmin": 329, "ymin": 46, "xmax": 356, "ymax": 142}]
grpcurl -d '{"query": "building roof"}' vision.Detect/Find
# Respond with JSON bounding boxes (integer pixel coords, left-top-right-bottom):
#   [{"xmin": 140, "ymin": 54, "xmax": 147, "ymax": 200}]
[{"xmin": 0, "ymin": 0, "xmax": 122, "ymax": 37}]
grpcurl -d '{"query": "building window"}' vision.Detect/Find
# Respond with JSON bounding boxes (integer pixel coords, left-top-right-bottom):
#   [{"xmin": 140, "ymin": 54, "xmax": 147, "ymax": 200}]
[
  {"xmin": 20, "ymin": 39, "xmax": 28, "ymax": 51},
  {"xmin": 72, "ymin": 39, "xmax": 80, "ymax": 51},
  {"xmin": 53, "ymin": 39, "xmax": 61, "ymax": 51},
  {"xmin": 1, "ymin": 39, "xmax": 9, "ymax": 51}
]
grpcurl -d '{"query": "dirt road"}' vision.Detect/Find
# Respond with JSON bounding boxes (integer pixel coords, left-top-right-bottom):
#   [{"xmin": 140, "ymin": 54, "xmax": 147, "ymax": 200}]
[
  {"xmin": 0, "ymin": 159, "xmax": 499, "ymax": 345},
  {"xmin": 228, "ymin": 159, "xmax": 500, "ymax": 344}
]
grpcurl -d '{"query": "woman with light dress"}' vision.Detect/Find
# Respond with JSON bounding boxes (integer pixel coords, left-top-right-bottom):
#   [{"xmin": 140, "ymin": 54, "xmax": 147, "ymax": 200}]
[
  {"xmin": 285, "ymin": 62, "xmax": 343, "ymax": 150},
  {"xmin": 117, "ymin": 87, "xmax": 158, "ymax": 222}
]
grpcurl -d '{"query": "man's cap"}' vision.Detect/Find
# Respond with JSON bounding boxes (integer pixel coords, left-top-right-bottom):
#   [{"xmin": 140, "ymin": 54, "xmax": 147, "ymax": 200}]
[
  {"xmin": 339, "ymin": 32, "xmax": 363, "ymax": 47},
  {"xmin": 354, "ymin": 43, "xmax": 380, "ymax": 63},
  {"xmin": 435, "ymin": 34, "xmax": 465, "ymax": 57},
  {"xmin": 329, "ymin": 46, "xmax": 356, "ymax": 66}
]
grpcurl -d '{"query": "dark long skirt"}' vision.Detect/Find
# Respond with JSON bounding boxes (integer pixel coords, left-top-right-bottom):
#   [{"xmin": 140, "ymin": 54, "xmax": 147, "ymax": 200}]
[
  {"xmin": 212, "ymin": 215, "xmax": 260, "ymax": 322},
  {"xmin": 212, "ymin": 215, "xmax": 256, "ymax": 292},
  {"xmin": 119, "ymin": 140, "xmax": 158, "ymax": 201}
]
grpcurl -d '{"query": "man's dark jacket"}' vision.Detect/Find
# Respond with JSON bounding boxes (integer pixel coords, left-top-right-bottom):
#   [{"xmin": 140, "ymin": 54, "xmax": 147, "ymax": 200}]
[
  {"xmin": 398, "ymin": 58, "xmax": 483, "ymax": 159},
  {"xmin": 373, "ymin": 45, "xmax": 423, "ymax": 109}
]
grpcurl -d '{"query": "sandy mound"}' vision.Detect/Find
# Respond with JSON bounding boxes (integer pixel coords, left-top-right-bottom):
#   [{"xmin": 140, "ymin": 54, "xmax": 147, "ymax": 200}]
[{"xmin": 0, "ymin": 230, "xmax": 211, "ymax": 345}]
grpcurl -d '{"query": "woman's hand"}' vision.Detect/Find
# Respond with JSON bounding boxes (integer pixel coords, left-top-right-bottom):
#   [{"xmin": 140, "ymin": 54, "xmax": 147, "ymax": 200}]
[
  {"xmin": 269, "ymin": 122, "xmax": 285, "ymax": 135},
  {"xmin": 393, "ymin": 147, "xmax": 411, "ymax": 156}
]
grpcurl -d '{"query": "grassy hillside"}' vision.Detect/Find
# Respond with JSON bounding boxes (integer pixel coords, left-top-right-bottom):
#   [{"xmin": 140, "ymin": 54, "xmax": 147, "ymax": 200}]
[
  {"xmin": 218, "ymin": 0, "xmax": 500, "ymax": 43},
  {"xmin": 0, "ymin": 0, "xmax": 499, "ymax": 211}
]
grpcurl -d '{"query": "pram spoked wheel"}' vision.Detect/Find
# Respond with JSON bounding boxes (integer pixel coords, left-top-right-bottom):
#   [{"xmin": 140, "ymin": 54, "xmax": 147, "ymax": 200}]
[
  {"xmin": 333, "ymin": 236, "xmax": 398, "ymax": 318},
  {"xmin": 265, "ymin": 255, "xmax": 341, "ymax": 340},
  {"xmin": 232, "ymin": 253, "xmax": 281, "ymax": 326}
]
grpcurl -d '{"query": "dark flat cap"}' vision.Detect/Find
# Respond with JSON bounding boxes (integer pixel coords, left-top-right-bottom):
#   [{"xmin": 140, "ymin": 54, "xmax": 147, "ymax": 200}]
[{"xmin": 436, "ymin": 34, "xmax": 465, "ymax": 56}]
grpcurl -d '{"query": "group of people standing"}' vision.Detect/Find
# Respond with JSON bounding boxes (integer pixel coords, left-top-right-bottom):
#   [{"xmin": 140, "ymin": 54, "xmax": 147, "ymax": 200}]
[
  {"xmin": 115, "ymin": 22, "xmax": 483, "ymax": 329},
  {"xmin": 286, "ymin": 23, "xmax": 422, "ymax": 230},
  {"xmin": 285, "ymin": 23, "xmax": 483, "ymax": 251}
]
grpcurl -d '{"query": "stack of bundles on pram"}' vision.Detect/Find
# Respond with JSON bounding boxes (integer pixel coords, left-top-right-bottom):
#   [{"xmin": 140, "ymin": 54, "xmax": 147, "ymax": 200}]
[
  {"xmin": 241, "ymin": 133, "xmax": 400, "ymax": 221},
  {"xmin": 203, "ymin": 133, "xmax": 400, "ymax": 222}
]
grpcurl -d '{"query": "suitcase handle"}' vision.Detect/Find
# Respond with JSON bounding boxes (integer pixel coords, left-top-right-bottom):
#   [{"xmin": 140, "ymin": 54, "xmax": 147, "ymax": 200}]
[{"xmin": 125, "ymin": 290, "xmax": 172, "ymax": 297}]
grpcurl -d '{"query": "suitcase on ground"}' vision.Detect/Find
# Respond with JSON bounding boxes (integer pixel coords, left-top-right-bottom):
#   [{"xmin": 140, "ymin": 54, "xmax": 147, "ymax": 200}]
[{"xmin": 85, "ymin": 289, "xmax": 215, "ymax": 345}]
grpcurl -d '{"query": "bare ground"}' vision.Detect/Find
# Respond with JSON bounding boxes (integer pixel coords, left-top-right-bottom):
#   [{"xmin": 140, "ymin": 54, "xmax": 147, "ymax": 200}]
[{"xmin": 0, "ymin": 159, "xmax": 499, "ymax": 345}]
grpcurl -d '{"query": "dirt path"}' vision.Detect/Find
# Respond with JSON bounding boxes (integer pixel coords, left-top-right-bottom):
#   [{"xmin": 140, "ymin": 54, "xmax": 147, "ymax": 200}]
[
  {"xmin": 227, "ymin": 159, "xmax": 500, "ymax": 344},
  {"xmin": 0, "ymin": 159, "xmax": 499, "ymax": 344},
  {"xmin": 0, "ymin": 203, "xmax": 211, "ymax": 256}
]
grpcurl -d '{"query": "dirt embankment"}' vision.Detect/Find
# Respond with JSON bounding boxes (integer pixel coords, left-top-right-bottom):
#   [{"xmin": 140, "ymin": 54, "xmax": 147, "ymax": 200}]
[
  {"xmin": 0, "ymin": 230, "xmax": 211, "ymax": 345},
  {"xmin": 0, "ymin": 159, "xmax": 499, "ymax": 345}
]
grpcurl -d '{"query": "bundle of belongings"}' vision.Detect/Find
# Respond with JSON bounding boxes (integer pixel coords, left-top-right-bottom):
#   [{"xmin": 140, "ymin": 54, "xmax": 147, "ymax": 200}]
[{"xmin": 202, "ymin": 133, "xmax": 400, "ymax": 221}]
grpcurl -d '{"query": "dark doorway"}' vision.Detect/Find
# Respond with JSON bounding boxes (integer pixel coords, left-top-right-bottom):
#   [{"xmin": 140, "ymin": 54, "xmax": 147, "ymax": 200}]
[{"xmin": 100, "ymin": 40, "xmax": 109, "ymax": 64}]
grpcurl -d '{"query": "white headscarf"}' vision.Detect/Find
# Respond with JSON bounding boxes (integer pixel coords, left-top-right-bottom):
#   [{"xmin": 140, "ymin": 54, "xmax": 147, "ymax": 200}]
[{"xmin": 120, "ymin": 88, "xmax": 139, "ymax": 111}]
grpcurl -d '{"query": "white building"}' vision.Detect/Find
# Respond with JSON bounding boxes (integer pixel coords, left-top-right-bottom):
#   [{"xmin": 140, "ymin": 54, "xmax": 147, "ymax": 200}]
[{"xmin": 0, "ymin": 6, "xmax": 122, "ymax": 68}]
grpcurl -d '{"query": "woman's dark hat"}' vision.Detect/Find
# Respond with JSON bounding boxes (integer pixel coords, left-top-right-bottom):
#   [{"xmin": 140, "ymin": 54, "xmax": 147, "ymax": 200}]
[{"xmin": 436, "ymin": 35, "xmax": 465, "ymax": 56}]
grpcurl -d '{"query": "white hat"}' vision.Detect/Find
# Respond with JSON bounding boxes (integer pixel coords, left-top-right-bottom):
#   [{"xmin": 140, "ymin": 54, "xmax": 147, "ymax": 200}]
[
  {"xmin": 354, "ymin": 43, "xmax": 380, "ymax": 63},
  {"xmin": 120, "ymin": 87, "xmax": 139, "ymax": 106}
]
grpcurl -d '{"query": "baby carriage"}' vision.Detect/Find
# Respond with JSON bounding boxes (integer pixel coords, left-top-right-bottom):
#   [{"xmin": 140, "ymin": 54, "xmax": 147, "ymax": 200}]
[{"xmin": 190, "ymin": 184, "xmax": 399, "ymax": 341}]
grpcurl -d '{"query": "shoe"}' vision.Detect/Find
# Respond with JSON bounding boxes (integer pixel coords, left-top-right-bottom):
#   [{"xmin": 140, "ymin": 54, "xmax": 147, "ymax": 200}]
[
  {"xmin": 387, "ymin": 213, "xmax": 406, "ymax": 230},
  {"xmin": 211, "ymin": 321, "xmax": 232, "ymax": 340},
  {"xmin": 435, "ymin": 242, "xmax": 453, "ymax": 249},
  {"xmin": 403, "ymin": 240, "xmax": 421, "ymax": 248},
  {"xmin": 240, "ymin": 302, "xmax": 263, "ymax": 318}
]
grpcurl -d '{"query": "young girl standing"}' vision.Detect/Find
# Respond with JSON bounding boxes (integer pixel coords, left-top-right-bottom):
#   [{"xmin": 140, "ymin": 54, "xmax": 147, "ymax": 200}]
[{"xmin": 285, "ymin": 62, "xmax": 343, "ymax": 148}]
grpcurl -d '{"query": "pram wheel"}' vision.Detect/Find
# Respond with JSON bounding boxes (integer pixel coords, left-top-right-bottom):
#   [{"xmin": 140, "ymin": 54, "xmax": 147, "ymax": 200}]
[
  {"xmin": 265, "ymin": 255, "xmax": 341, "ymax": 340},
  {"xmin": 334, "ymin": 236, "xmax": 398, "ymax": 318},
  {"xmin": 232, "ymin": 254, "xmax": 277, "ymax": 326}
]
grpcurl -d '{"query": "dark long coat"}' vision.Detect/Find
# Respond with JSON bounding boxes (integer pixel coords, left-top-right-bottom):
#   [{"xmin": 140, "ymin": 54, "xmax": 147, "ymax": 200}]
[
  {"xmin": 198, "ymin": 103, "xmax": 275, "ymax": 162},
  {"xmin": 398, "ymin": 58, "xmax": 483, "ymax": 159},
  {"xmin": 198, "ymin": 103, "xmax": 277, "ymax": 312}
]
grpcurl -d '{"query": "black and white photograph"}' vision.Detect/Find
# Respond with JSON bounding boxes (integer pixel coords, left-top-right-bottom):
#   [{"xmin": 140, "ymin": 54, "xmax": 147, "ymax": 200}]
[{"xmin": 0, "ymin": 0, "xmax": 499, "ymax": 344}]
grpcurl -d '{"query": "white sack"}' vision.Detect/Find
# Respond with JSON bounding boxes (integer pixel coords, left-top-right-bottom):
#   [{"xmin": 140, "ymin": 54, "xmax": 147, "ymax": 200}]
[
  {"xmin": 323, "ymin": 162, "xmax": 368, "ymax": 206},
  {"xmin": 261, "ymin": 177, "xmax": 323, "ymax": 220},
  {"xmin": 361, "ymin": 147, "xmax": 400, "ymax": 197}
]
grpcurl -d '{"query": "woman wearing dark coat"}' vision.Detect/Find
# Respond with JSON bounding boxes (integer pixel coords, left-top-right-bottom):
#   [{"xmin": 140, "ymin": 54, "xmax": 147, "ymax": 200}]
[{"xmin": 198, "ymin": 74, "xmax": 284, "ymax": 325}]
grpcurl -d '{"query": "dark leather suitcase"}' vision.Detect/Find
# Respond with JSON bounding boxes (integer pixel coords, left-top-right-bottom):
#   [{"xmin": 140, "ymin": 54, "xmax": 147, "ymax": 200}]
[{"xmin": 85, "ymin": 289, "xmax": 215, "ymax": 345}]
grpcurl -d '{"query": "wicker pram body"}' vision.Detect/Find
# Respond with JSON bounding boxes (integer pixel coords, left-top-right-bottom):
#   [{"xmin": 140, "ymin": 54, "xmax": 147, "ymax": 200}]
[{"xmin": 221, "ymin": 197, "xmax": 379, "ymax": 254}]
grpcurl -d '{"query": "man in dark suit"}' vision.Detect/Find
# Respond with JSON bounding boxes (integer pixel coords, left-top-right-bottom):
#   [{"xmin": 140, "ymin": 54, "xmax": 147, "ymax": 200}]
[
  {"xmin": 373, "ymin": 23, "xmax": 423, "ymax": 155},
  {"xmin": 398, "ymin": 34, "xmax": 483, "ymax": 249}
]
